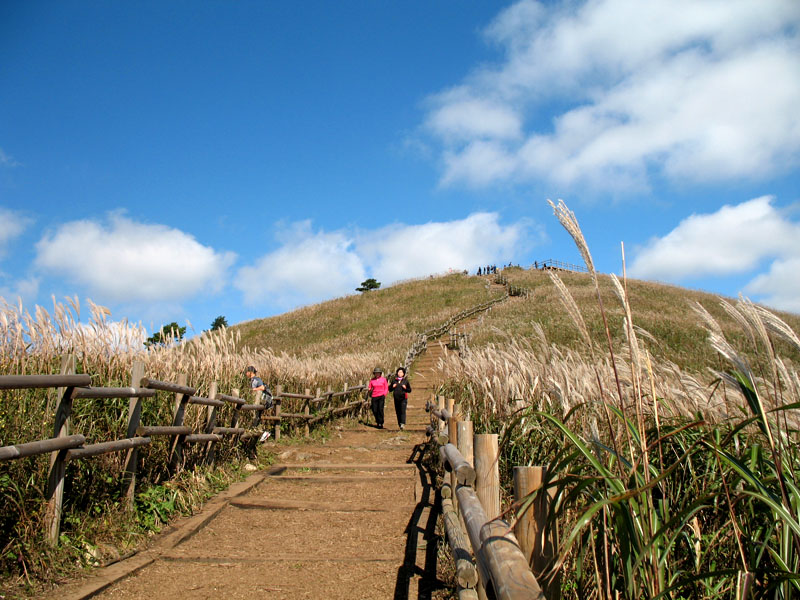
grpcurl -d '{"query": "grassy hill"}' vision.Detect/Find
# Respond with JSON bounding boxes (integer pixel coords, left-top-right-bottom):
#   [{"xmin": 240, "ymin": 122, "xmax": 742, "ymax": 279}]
[
  {"xmin": 233, "ymin": 266, "xmax": 800, "ymax": 376},
  {"xmin": 233, "ymin": 273, "xmax": 498, "ymax": 365}
]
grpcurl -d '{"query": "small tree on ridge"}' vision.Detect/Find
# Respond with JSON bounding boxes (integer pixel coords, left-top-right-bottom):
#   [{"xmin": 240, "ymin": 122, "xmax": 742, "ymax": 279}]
[{"xmin": 356, "ymin": 278, "xmax": 381, "ymax": 293}]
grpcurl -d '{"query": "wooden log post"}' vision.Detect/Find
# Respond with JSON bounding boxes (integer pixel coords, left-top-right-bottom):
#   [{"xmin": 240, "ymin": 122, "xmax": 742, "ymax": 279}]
[
  {"xmin": 168, "ymin": 373, "xmax": 190, "ymax": 474},
  {"xmin": 274, "ymin": 384, "xmax": 282, "ymax": 441},
  {"xmin": 122, "ymin": 360, "xmax": 145, "ymax": 508},
  {"xmin": 442, "ymin": 495, "xmax": 479, "ymax": 589},
  {"xmin": 229, "ymin": 389, "xmax": 241, "ymax": 428},
  {"xmin": 45, "ymin": 354, "xmax": 76, "ymax": 544},
  {"xmin": 514, "ymin": 467, "xmax": 558, "ymax": 599},
  {"xmin": 307, "ymin": 388, "xmax": 318, "ymax": 438},
  {"xmin": 457, "ymin": 485, "xmax": 545, "ymax": 600},
  {"xmin": 475, "ymin": 434, "xmax": 500, "ymax": 520},
  {"xmin": 204, "ymin": 382, "xmax": 219, "ymax": 464},
  {"xmin": 438, "ymin": 395, "xmax": 446, "ymax": 432},
  {"xmin": 301, "ymin": 388, "xmax": 311, "ymax": 437},
  {"xmin": 456, "ymin": 418, "xmax": 473, "ymax": 522}
]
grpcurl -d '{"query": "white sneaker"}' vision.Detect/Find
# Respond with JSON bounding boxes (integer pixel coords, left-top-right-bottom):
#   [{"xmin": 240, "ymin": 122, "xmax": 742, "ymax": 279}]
[{"xmin": 259, "ymin": 431, "xmax": 271, "ymax": 442}]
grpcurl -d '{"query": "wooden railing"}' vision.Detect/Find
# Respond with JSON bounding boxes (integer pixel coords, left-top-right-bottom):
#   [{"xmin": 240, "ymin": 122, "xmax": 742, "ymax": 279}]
[
  {"xmin": 428, "ymin": 396, "xmax": 558, "ymax": 600},
  {"xmin": 0, "ymin": 362, "xmax": 365, "ymax": 545},
  {"xmin": 403, "ymin": 293, "xmax": 508, "ymax": 368},
  {"xmin": 494, "ymin": 273, "xmax": 533, "ymax": 298},
  {"xmin": 531, "ymin": 259, "xmax": 587, "ymax": 273}
]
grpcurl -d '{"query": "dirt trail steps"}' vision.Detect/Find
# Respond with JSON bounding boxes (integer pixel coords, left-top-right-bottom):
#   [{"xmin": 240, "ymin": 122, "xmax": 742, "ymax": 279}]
[{"xmin": 45, "ymin": 296, "xmax": 503, "ymax": 600}]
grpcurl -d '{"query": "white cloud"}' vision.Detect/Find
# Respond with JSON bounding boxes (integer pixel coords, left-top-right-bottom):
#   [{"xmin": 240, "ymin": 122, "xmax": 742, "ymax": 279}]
[
  {"xmin": 235, "ymin": 213, "xmax": 533, "ymax": 307},
  {"xmin": 0, "ymin": 207, "xmax": 30, "ymax": 257},
  {"xmin": 0, "ymin": 148, "xmax": 20, "ymax": 168},
  {"xmin": 426, "ymin": 92, "xmax": 523, "ymax": 143},
  {"xmin": 746, "ymin": 258, "xmax": 800, "ymax": 313},
  {"xmin": 629, "ymin": 196, "xmax": 800, "ymax": 280},
  {"xmin": 360, "ymin": 213, "xmax": 528, "ymax": 282},
  {"xmin": 422, "ymin": 0, "xmax": 800, "ymax": 189},
  {"xmin": 35, "ymin": 214, "xmax": 235, "ymax": 302},
  {"xmin": 235, "ymin": 222, "xmax": 366, "ymax": 307},
  {"xmin": 0, "ymin": 276, "xmax": 40, "ymax": 306},
  {"xmin": 629, "ymin": 196, "xmax": 800, "ymax": 313}
]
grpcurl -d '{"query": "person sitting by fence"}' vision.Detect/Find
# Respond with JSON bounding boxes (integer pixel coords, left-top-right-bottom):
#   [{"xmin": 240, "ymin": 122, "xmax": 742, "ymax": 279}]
[
  {"xmin": 388, "ymin": 367, "xmax": 412, "ymax": 431},
  {"xmin": 367, "ymin": 367, "xmax": 388, "ymax": 429},
  {"xmin": 245, "ymin": 366, "xmax": 273, "ymax": 441}
]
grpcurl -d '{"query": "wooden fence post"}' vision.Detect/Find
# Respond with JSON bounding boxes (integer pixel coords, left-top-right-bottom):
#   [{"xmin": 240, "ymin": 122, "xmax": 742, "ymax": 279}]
[
  {"xmin": 438, "ymin": 395, "xmax": 446, "ymax": 432},
  {"xmin": 169, "ymin": 373, "xmax": 189, "ymax": 474},
  {"xmin": 475, "ymin": 434, "xmax": 500, "ymax": 520},
  {"xmin": 122, "ymin": 360, "xmax": 145, "ymax": 508},
  {"xmin": 307, "ymin": 388, "xmax": 319, "ymax": 438},
  {"xmin": 514, "ymin": 466, "xmax": 559, "ymax": 599},
  {"xmin": 229, "ymin": 389, "xmax": 241, "ymax": 428},
  {"xmin": 204, "ymin": 382, "xmax": 219, "ymax": 464},
  {"xmin": 274, "ymin": 384, "xmax": 282, "ymax": 441},
  {"xmin": 456, "ymin": 420, "xmax": 474, "ymax": 529},
  {"xmin": 45, "ymin": 354, "xmax": 76, "ymax": 545},
  {"xmin": 472, "ymin": 428, "xmax": 497, "ymax": 600}
]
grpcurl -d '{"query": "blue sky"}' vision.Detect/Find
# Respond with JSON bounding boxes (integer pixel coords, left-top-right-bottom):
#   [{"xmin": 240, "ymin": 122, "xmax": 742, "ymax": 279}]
[{"xmin": 1, "ymin": 0, "xmax": 799, "ymax": 336}]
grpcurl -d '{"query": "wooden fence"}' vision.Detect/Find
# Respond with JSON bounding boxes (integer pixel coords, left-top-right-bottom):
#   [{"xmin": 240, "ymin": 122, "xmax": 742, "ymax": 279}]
[
  {"xmin": 494, "ymin": 273, "xmax": 533, "ymax": 298},
  {"xmin": 0, "ymin": 362, "xmax": 365, "ymax": 545},
  {"xmin": 531, "ymin": 259, "xmax": 587, "ymax": 274},
  {"xmin": 428, "ymin": 396, "xmax": 558, "ymax": 600},
  {"xmin": 403, "ymin": 294, "xmax": 508, "ymax": 369}
]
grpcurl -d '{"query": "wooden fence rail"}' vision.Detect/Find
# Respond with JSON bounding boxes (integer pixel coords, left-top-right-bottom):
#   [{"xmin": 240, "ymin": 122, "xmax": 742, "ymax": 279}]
[
  {"xmin": 430, "ymin": 396, "xmax": 556, "ymax": 600},
  {"xmin": 403, "ymin": 293, "xmax": 509, "ymax": 370},
  {"xmin": 0, "ymin": 369, "xmax": 366, "ymax": 545}
]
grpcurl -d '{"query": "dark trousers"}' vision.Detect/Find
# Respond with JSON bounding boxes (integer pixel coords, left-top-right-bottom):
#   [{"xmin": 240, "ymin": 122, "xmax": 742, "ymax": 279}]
[
  {"xmin": 371, "ymin": 395, "xmax": 385, "ymax": 426},
  {"xmin": 393, "ymin": 396, "xmax": 407, "ymax": 427}
]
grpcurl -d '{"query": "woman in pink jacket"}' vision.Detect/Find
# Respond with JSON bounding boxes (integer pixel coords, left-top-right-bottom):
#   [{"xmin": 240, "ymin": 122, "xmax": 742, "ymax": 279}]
[{"xmin": 367, "ymin": 367, "xmax": 388, "ymax": 429}]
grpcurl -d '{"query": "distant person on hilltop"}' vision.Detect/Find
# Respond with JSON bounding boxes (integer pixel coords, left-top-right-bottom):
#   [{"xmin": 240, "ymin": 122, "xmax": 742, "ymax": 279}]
[
  {"xmin": 388, "ymin": 367, "xmax": 412, "ymax": 431},
  {"xmin": 367, "ymin": 367, "xmax": 388, "ymax": 429}
]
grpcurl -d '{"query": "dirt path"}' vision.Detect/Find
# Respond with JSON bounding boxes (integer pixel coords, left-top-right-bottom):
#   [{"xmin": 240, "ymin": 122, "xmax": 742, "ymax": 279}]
[
  {"xmin": 44, "ymin": 292, "xmax": 508, "ymax": 600},
  {"xmin": 48, "ymin": 345, "xmax": 457, "ymax": 600}
]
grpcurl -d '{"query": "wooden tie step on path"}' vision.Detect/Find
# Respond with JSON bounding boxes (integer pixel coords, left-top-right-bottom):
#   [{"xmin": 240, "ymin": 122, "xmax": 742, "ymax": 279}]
[{"xmin": 46, "ymin": 346, "xmax": 450, "ymax": 600}]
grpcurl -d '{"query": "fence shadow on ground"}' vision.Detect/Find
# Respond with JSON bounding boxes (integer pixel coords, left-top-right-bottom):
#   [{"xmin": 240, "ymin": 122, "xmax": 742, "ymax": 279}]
[{"xmin": 394, "ymin": 444, "xmax": 443, "ymax": 600}]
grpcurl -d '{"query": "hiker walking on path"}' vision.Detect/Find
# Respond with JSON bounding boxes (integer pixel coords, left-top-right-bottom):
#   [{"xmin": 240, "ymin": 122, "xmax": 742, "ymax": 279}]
[
  {"xmin": 388, "ymin": 367, "xmax": 411, "ymax": 430},
  {"xmin": 367, "ymin": 367, "xmax": 388, "ymax": 429}
]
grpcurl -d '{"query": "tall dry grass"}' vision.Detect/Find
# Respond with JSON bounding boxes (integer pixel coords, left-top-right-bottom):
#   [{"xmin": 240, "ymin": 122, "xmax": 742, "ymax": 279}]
[
  {"xmin": 0, "ymin": 295, "xmax": 381, "ymax": 592},
  {"xmin": 438, "ymin": 201, "xmax": 800, "ymax": 599}
]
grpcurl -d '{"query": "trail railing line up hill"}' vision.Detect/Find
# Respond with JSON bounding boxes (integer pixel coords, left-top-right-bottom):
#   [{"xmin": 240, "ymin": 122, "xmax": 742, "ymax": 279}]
[{"xmin": 403, "ymin": 292, "xmax": 510, "ymax": 370}]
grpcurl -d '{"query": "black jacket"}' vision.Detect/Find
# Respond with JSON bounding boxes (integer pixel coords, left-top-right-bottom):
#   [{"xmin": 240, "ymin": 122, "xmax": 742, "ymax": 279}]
[{"xmin": 388, "ymin": 376, "xmax": 411, "ymax": 401}]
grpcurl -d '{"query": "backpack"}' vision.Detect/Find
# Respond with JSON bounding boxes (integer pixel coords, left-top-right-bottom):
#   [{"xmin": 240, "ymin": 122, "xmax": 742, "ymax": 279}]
[{"xmin": 261, "ymin": 387, "xmax": 274, "ymax": 409}]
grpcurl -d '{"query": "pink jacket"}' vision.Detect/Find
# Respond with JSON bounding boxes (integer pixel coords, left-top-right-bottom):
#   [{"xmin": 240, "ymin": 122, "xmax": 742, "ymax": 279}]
[{"xmin": 368, "ymin": 376, "xmax": 388, "ymax": 397}]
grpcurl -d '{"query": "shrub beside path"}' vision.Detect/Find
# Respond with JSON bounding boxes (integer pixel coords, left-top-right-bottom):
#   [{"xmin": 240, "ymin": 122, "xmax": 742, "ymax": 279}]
[{"xmin": 47, "ymin": 341, "xmax": 453, "ymax": 600}]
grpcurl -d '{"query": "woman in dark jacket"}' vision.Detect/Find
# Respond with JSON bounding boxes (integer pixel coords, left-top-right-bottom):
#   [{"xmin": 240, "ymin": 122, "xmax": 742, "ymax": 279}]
[{"xmin": 388, "ymin": 367, "xmax": 412, "ymax": 430}]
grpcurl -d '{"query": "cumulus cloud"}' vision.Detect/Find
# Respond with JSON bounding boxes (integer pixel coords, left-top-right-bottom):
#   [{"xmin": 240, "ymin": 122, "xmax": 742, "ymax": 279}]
[
  {"xmin": 0, "ymin": 207, "xmax": 30, "ymax": 257},
  {"xmin": 629, "ymin": 196, "xmax": 800, "ymax": 312},
  {"xmin": 360, "ymin": 213, "xmax": 528, "ymax": 282},
  {"xmin": 0, "ymin": 148, "xmax": 20, "ymax": 168},
  {"xmin": 235, "ymin": 222, "xmax": 366, "ymax": 307},
  {"xmin": 235, "ymin": 213, "xmax": 532, "ymax": 307},
  {"xmin": 0, "ymin": 276, "xmax": 40, "ymax": 306},
  {"xmin": 35, "ymin": 214, "xmax": 235, "ymax": 302},
  {"xmin": 422, "ymin": 0, "xmax": 800, "ymax": 190},
  {"xmin": 746, "ymin": 258, "xmax": 800, "ymax": 313},
  {"xmin": 629, "ymin": 196, "xmax": 799, "ymax": 279}
]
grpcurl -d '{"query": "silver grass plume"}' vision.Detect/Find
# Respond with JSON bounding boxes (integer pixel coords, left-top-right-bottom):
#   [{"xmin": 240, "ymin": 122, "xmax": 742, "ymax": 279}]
[
  {"xmin": 548, "ymin": 199, "xmax": 596, "ymax": 282},
  {"xmin": 548, "ymin": 270, "xmax": 592, "ymax": 350}
]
